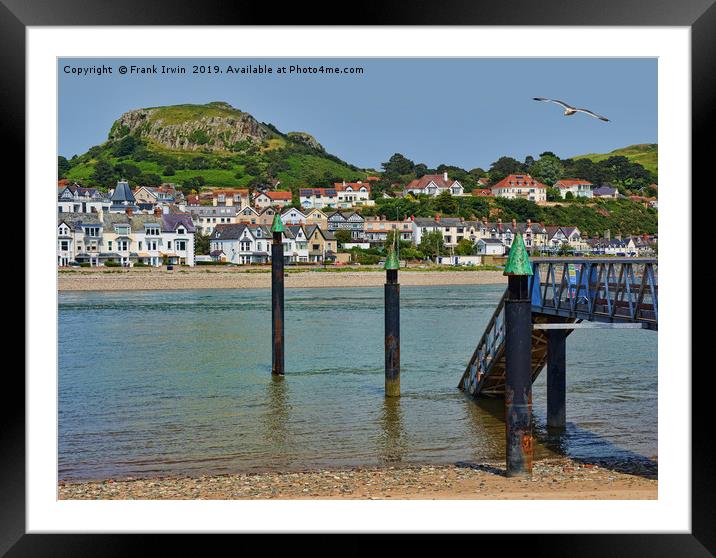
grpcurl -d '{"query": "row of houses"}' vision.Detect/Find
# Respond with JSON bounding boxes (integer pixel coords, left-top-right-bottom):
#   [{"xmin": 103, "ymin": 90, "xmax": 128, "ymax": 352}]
[
  {"xmin": 209, "ymin": 223, "xmax": 337, "ymax": 264},
  {"xmin": 57, "ymin": 207, "xmax": 196, "ymax": 267},
  {"xmin": 398, "ymin": 173, "xmax": 656, "ymax": 205}
]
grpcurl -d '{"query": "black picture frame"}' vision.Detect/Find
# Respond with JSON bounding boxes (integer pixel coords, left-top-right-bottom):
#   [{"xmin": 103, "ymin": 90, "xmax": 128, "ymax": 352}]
[{"xmin": 7, "ymin": 0, "xmax": 707, "ymax": 553}]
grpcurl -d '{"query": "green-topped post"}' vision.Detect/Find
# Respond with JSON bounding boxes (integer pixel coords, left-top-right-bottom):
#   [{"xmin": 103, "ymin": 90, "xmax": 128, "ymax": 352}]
[
  {"xmin": 503, "ymin": 233, "xmax": 534, "ymax": 477},
  {"xmin": 271, "ymin": 213, "xmax": 285, "ymax": 376},
  {"xmin": 384, "ymin": 246, "xmax": 400, "ymax": 397}
]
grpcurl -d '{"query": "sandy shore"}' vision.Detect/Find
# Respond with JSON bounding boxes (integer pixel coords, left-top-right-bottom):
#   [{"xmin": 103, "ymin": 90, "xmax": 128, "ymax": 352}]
[
  {"xmin": 58, "ymin": 458, "xmax": 657, "ymax": 500},
  {"xmin": 58, "ymin": 268, "xmax": 507, "ymax": 291}
]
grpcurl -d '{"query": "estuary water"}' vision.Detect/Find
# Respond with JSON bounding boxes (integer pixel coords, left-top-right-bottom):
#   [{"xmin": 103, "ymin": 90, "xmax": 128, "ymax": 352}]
[{"xmin": 58, "ymin": 285, "xmax": 657, "ymax": 481}]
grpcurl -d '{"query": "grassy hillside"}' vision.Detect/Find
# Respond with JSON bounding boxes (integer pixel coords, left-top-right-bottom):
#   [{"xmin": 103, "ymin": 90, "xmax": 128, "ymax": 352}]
[{"xmin": 572, "ymin": 144, "xmax": 657, "ymax": 176}]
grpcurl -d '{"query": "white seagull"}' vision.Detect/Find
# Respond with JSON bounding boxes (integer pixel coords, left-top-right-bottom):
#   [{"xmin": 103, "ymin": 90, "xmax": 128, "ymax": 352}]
[{"xmin": 533, "ymin": 97, "xmax": 610, "ymax": 122}]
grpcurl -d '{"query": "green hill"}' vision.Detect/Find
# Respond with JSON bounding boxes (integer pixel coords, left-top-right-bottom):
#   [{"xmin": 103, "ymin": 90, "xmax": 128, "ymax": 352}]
[
  {"xmin": 571, "ymin": 143, "xmax": 658, "ymax": 176},
  {"xmin": 62, "ymin": 101, "xmax": 369, "ymax": 192}
]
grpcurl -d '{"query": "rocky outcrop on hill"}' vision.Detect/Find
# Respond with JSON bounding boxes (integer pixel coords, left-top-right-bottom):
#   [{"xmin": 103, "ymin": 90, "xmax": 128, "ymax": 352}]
[{"xmin": 108, "ymin": 103, "xmax": 273, "ymax": 152}]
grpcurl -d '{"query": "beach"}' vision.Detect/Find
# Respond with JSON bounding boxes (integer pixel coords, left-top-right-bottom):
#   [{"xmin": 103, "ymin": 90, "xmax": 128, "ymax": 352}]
[
  {"xmin": 58, "ymin": 457, "xmax": 657, "ymax": 500},
  {"xmin": 58, "ymin": 267, "xmax": 507, "ymax": 291}
]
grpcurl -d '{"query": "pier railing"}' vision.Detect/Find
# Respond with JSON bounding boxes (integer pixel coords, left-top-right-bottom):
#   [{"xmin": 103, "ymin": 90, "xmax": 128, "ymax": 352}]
[
  {"xmin": 528, "ymin": 258, "xmax": 658, "ymax": 330},
  {"xmin": 459, "ymin": 289, "xmax": 507, "ymax": 394}
]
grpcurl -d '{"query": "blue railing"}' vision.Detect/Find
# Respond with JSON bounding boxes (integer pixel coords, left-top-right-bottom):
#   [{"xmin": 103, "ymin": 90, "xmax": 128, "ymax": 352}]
[{"xmin": 528, "ymin": 258, "xmax": 657, "ymax": 330}]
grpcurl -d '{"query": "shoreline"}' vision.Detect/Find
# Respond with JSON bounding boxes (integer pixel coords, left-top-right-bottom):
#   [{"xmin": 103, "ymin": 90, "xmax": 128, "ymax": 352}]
[
  {"xmin": 58, "ymin": 457, "xmax": 657, "ymax": 500},
  {"xmin": 58, "ymin": 268, "xmax": 507, "ymax": 292}
]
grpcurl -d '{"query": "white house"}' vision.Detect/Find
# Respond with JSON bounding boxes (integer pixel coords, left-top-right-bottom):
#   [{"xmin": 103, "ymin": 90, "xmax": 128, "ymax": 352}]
[
  {"xmin": 299, "ymin": 187, "xmax": 339, "ymax": 210},
  {"xmin": 403, "ymin": 172, "xmax": 464, "ymax": 197},
  {"xmin": 545, "ymin": 226, "xmax": 586, "ymax": 252},
  {"xmin": 436, "ymin": 255, "xmax": 482, "ymax": 266},
  {"xmin": 491, "ymin": 174, "xmax": 547, "ymax": 203},
  {"xmin": 281, "ymin": 207, "xmax": 308, "ymax": 225},
  {"xmin": 476, "ymin": 238, "xmax": 505, "ymax": 256},
  {"xmin": 334, "ymin": 181, "xmax": 373, "ymax": 207},
  {"xmin": 187, "ymin": 205, "xmax": 242, "ymax": 235},
  {"xmin": 209, "ymin": 223, "xmax": 273, "ymax": 264},
  {"xmin": 254, "ymin": 191, "xmax": 293, "ymax": 209},
  {"xmin": 285, "ymin": 225, "xmax": 309, "ymax": 263},
  {"xmin": 554, "ymin": 179, "xmax": 593, "ymax": 199}
]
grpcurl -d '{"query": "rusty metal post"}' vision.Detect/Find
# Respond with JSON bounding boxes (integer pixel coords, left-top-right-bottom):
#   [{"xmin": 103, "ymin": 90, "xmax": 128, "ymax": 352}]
[
  {"xmin": 271, "ymin": 215, "xmax": 285, "ymax": 376},
  {"xmin": 503, "ymin": 233, "xmax": 533, "ymax": 477},
  {"xmin": 547, "ymin": 329, "xmax": 567, "ymax": 429},
  {"xmin": 384, "ymin": 248, "xmax": 400, "ymax": 397}
]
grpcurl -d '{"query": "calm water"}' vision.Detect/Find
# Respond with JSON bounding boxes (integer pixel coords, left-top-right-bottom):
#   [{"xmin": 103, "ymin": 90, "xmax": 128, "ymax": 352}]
[{"xmin": 58, "ymin": 285, "xmax": 657, "ymax": 481}]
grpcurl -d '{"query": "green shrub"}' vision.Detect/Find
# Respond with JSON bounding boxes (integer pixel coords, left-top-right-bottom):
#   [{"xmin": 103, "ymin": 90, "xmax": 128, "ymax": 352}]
[
  {"xmin": 104, "ymin": 261, "xmax": 121, "ymax": 267},
  {"xmin": 79, "ymin": 262, "xmax": 91, "ymax": 268}
]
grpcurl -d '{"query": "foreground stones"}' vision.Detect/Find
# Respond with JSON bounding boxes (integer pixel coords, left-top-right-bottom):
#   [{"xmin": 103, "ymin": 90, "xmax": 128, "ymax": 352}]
[{"xmin": 58, "ymin": 458, "xmax": 657, "ymax": 500}]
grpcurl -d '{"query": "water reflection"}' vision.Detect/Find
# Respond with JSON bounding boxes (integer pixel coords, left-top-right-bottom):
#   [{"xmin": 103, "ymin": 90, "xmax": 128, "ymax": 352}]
[
  {"xmin": 264, "ymin": 375, "xmax": 292, "ymax": 468},
  {"xmin": 377, "ymin": 397, "xmax": 406, "ymax": 465}
]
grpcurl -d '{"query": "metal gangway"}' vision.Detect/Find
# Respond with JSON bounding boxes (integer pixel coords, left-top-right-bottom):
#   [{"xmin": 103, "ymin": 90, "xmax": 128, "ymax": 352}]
[{"xmin": 459, "ymin": 258, "xmax": 658, "ymax": 398}]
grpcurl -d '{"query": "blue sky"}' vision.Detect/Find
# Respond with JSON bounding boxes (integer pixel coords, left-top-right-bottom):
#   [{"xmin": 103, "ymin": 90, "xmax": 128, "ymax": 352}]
[{"xmin": 58, "ymin": 58, "xmax": 657, "ymax": 171}]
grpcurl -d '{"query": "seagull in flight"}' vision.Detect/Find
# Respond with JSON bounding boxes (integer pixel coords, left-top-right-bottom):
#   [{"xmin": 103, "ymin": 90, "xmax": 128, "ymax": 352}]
[{"xmin": 533, "ymin": 97, "xmax": 610, "ymax": 122}]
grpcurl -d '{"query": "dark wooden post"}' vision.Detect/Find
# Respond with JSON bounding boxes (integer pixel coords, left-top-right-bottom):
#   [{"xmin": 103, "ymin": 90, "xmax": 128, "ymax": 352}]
[
  {"xmin": 503, "ymin": 233, "xmax": 533, "ymax": 477},
  {"xmin": 271, "ymin": 214, "xmax": 285, "ymax": 376},
  {"xmin": 547, "ymin": 329, "xmax": 567, "ymax": 428},
  {"xmin": 384, "ymin": 247, "xmax": 400, "ymax": 397}
]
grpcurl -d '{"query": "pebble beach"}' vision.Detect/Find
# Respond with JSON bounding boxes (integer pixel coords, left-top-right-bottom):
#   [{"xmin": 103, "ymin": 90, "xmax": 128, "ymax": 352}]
[
  {"xmin": 58, "ymin": 267, "xmax": 507, "ymax": 291},
  {"xmin": 58, "ymin": 457, "xmax": 657, "ymax": 500}
]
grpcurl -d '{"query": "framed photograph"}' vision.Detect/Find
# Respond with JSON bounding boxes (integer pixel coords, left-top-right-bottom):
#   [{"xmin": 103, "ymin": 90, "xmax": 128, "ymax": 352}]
[{"xmin": 9, "ymin": 0, "xmax": 708, "ymax": 552}]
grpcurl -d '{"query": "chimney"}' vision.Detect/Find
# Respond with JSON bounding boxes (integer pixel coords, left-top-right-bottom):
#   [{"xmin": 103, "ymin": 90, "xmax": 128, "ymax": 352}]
[
  {"xmin": 154, "ymin": 206, "xmax": 163, "ymax": 217},
  {"xmin": 527, "ymin": 218, "xmax": 531, "ymax": 227},
  {"xmin": 443, "ymin": 171, "xmax": 448, "ymax": 182},
  {"xmin": 125, "ymin": 207, "xmax": 133, "ymax": 216},
  {"xmin": 410, "ymin": 215, "xmax": 414, "ymax": 221},
  {"xmin": 343, "ymin": 180, "xmax": 346, "ymax": 187},
  {"xmin": 435, "ymin": 214, "xmax": 440, "ymax": 222},
  {"xmin": 604, "ymin": 229, "xmax": 611, "ymax": 241},
  {"xmin": 498, "ymin": 218, "xmax": 502, "ymax": 231},
  {"xmin": 512, "ymin": 218, "xmax": 517, "ymax": 230}
]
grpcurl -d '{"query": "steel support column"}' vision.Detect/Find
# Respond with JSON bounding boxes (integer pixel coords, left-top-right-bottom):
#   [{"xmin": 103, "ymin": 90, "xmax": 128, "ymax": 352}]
[
  {"xmin": 546, "ymin": 329, "xmax": 567, "ymax": 429},
  {"xmin": 384, "ymin": 268, "xmax": 400, "ymax": 397},
  {"xmin": 271, "ymin": 230, "xmax": 285, "ymax": 376},
  {"xmin": 505, "ymin": 274, "xmax": 533, "ymax": 477}
]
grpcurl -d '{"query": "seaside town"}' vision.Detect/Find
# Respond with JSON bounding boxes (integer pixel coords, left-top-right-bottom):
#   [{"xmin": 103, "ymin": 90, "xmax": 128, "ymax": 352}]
[
  {"xmin": 53, "ymin": 58, "xmax": 661, "ymax": 508},
  {"xmin": 57, "ymin": 171, "xmax": 657, "ymax": 269}
]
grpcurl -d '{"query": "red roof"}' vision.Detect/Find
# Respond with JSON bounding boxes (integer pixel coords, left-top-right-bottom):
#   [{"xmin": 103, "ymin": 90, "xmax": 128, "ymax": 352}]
[
  {"xmin": 472, "ymin": 188, "xmax": 493, "ymax": 197},
  {"xmin": 213, "ymin": 189, "xmax": 249, "ymax": 197},
  {"xmin": 491, "ymin": 174, "xmax": 547, "ymax": 190},
  {"xmin": 554, "ymin": 178, "xmax": 593, "ymax": 189},
  {"xmin": 266, "ymin": 191, "xmax": 293, "ymax": 201}
]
